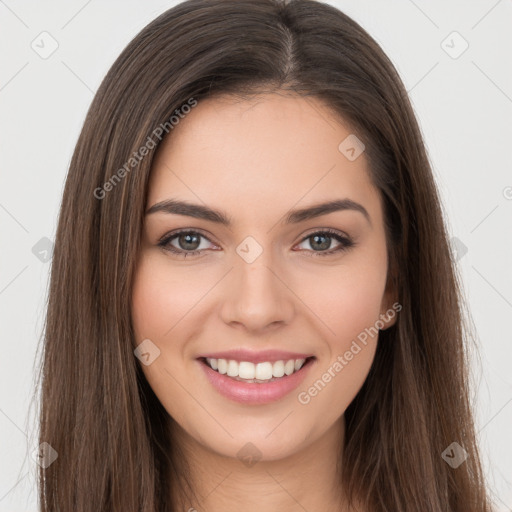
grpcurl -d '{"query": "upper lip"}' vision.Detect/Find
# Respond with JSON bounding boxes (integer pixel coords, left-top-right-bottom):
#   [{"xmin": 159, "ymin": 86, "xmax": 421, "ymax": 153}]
[{"xmin": 196, "ymin": 349, "xmax": 315, "ymax": 364}]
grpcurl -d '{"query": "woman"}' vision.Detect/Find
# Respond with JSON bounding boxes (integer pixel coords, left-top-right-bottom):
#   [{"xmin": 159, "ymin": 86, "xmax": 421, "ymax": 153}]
[{"xmin": 37, "ymin": 0, "xmax": 493, "ymax": 510}]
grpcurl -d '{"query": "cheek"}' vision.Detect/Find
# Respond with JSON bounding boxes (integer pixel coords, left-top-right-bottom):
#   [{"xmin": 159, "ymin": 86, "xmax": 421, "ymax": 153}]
[
  {"xmin": 299, "ymin": 339, "xmax": 377, "ymax": 439},
  {"xmin": 292, "ymin": 251, "xmax": 386, "ymax": 416},
  {"xmin": 299, "ymin": 253, "xmax": 387, "ymax": 352},
  {"xmin": 297, "ymin": 271, "xmax": 383, "ymax": 427},
  {"xmin": 131, "ymin": 253, "xmax": 206, "ymax": 343},
  {"xmin": 332, "ymin": 275, "xmax": 384, "ymax": 348},
  {"xmin": 131, "ymin": 254, "xmax": 199, "ymax": 424}
]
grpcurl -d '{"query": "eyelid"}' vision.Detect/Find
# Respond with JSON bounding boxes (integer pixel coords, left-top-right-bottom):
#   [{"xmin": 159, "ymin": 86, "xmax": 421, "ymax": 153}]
[
  {"xmin": 157, "ymin": 227, "xmax": 217, "ymax": 246},
  {"xmin": 299, "ymin": 226, "xmax": 351, "ymax": 241}
]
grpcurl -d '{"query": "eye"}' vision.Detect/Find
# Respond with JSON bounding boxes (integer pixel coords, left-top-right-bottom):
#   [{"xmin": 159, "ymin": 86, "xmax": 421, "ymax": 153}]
[
  {"xmin": 157, "ymin": 229, "xmax": 217, "ymax": 258},
  {"xmin": 294, "ymin": 229, "xmax": 355, "ymax": 257}
]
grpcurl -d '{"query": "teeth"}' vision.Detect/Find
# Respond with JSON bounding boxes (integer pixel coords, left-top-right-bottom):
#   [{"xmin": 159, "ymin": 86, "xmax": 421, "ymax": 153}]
[
  {"xmin": 217, "ymin": 358, "xmax": 227, "ymax": 374},
  {"xmin": 204, "ymin": 357, "xmax": 308, "ymax": 381},
  {"xmin": 227, "ymin": 360, "xmax": 238, "ymax": 377}
]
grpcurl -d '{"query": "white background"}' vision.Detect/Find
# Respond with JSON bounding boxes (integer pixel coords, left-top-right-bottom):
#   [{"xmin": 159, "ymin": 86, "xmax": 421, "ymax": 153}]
[{"xmin": 1, "ymin": 0, "xmax": 511, "ymax": 510}]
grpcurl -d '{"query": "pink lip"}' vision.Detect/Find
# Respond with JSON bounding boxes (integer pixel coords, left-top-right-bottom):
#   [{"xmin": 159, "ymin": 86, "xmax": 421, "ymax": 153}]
[
  {"xmin": 197, "ymin": 357, "xmax": 316, "ymax": 405},
  {"xmin": 196, "ymin": 349, "xmax": 314, "ymax": 364}
]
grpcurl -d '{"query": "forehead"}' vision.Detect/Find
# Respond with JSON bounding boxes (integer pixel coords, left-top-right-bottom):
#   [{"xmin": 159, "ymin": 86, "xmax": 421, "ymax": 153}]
[{"xmin": 147, "ymin": 93, "xmax": 382, "ymax": 226}]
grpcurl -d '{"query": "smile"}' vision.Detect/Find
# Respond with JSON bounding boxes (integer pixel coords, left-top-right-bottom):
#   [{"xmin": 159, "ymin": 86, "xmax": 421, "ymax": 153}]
[{"xmin": 197, "ymin": 356, "xmax": 316, "ymax": 404}]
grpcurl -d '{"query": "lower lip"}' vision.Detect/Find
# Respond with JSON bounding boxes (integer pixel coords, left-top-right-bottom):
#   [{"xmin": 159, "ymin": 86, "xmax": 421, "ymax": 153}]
[{"xmin": 197, "ymin": 357, "xmax": 315, "ymax": 405}]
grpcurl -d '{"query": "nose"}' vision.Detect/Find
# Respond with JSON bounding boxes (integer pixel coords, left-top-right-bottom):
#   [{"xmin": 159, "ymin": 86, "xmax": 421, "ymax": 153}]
[{"xmin": 219, "ymin": 250, "xmax": 295, "ymax": 333}]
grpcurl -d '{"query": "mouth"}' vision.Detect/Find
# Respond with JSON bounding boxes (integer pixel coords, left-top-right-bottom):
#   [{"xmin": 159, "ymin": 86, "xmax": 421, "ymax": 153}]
[{"xmin": 196, "ymin": 356, "xmax": 316, "ymax": 404}]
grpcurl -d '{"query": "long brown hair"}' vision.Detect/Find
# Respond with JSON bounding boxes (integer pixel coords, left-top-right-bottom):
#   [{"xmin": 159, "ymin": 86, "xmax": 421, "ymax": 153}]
[{"xmin": 36, "ymin": 0, "xmax": 493, "ymax": 510}]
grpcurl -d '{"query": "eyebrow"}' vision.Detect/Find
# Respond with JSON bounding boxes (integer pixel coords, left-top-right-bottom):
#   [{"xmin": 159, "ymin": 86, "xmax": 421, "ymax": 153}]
[{"xmin": 145, "ymin": 198, "xmax": 371, "ymax": 227}]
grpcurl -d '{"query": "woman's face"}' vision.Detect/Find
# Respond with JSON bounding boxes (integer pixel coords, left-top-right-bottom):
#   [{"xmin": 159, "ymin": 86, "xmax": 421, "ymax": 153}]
[{"xmin": 131, "ymin": 92, "xmax": 397, "ymax": 461}]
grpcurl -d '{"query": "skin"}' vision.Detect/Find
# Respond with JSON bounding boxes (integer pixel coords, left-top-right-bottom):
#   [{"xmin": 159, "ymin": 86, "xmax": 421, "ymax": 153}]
[{"xmin": 131, "ymin": 92, "xmax": 398, "ymax": 512}]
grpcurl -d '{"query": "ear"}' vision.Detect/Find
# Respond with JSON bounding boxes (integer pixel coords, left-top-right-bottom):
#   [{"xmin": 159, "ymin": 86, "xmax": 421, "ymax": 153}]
[{"xmin": 378, "ymin": 263, "xmax": 400, "ymax": 330}]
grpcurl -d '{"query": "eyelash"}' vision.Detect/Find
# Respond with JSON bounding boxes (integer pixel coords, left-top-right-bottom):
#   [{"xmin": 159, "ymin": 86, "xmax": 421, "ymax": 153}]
[{"xmin": 157, "ymin": 228, "xmax": 355, "ymax": 258}]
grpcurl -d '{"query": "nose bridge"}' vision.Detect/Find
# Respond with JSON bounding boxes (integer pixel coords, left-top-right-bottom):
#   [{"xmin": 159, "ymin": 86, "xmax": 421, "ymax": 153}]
[{"xmin": 219, "ymin": 234, "xmax": 294, "ymax": 330}]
